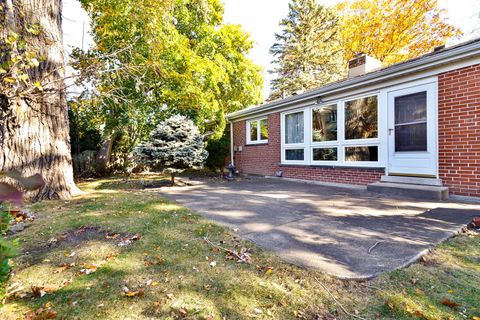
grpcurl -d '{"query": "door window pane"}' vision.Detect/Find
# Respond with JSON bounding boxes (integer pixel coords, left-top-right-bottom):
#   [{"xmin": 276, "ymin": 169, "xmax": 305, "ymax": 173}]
[
  {"xmin": 395, "ymin": 123, "xmax": 427, "ymax": 152},
  {"xmin": 395, "ymin": 92, "xmax": 426, "ymax": 124},
  {"xmin": 345, "ymin": 146, "xmax": 378, "ymax": 162},
  {"xmin": 260, "ymin": 119, "xmax": 268, "ymax": 140},
  {"xmin": 394, "ymin": 92, "xmax": 427, "ymax": 152},
  {"xmin": 286, "ymin": 149, "xmax": 304, "ymax": 161},
  {"xmin": 345, "ymin": 96, "xmax": 378, "ymax": 140},
  {"xmin": 313, "ymin": 148, "xmax": 337, "ymax": 161},
  {"xmin": 285, "ymin": 111, "xmax": 304, "ymax": 144},
  {"xmin": 249, "ymin": 121, "xmax": 258, "ymax": 142},
  {"xmin": 312, "ymin": 104, "xmax": 337, "ymax": 142}
]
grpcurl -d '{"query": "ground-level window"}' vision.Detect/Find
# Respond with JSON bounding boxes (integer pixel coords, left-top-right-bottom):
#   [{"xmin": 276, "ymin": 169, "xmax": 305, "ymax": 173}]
[
  {"xmin": 246, "ymin": 118, "xmax": 268, "ymax": 144},
  {"xmin": 344, "ymin": 146, "xmax": 378, "ymax": 162},
  {"xmin": 313, "ymin": 147, "xmax": 337, "ymax": 161},
  {"xmin": 285, "ymin": 149, "xmax": 304, "ymax": 161}
]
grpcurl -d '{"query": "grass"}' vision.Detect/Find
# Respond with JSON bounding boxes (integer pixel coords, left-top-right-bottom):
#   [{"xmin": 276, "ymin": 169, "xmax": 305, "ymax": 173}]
[{"xmin": 1, "ymin": 175, "xmax": 479, "ymax": 319}]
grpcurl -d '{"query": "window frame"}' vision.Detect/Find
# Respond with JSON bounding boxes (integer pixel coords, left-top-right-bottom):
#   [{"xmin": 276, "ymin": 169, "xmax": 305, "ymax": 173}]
[
  {"xmin": 281, "ymin": 108, "xmax": 308, "ymax": 165},
  {"xmin": 280, "ymin": 92, "xmax": 382, "ymax": 167},
  {"xmin": 246, "ymin": 117, "xmax": 269, "ymax": 145}
]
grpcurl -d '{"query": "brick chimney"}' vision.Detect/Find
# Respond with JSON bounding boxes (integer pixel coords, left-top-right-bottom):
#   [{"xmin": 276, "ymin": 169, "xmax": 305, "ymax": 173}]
[{"xmin": 348, "ymin": 53, "xmax": 382, "ymax": 78}]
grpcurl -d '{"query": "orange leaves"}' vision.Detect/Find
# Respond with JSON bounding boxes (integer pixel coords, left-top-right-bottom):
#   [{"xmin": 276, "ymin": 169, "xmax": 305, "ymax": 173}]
[
  {"xmin": 336, "ymin": 0, "xmax": 462, "ymax": 66},
  {"xmin": 440, "ymin": 298, "xmax": 460, "ymax": 309}
]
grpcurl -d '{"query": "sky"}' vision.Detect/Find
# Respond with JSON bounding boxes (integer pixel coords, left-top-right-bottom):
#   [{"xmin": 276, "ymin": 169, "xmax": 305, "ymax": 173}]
[{"xmin": 63, "ymin": 0, "xmax": 480, "ymax": 99}]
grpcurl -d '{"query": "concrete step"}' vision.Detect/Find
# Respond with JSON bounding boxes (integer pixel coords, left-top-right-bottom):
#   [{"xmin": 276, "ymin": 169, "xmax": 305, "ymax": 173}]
[
  {"xmin": 380, "ymin": 175, "xmax": 443, "ymax": 186},
  {"xmin": 367, "ymin": 182, "xmax": 449, "ymax": 201}
]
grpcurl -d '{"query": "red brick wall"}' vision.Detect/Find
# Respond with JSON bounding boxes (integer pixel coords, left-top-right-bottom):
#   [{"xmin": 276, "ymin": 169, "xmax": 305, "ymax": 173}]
[
  {"xmin": 438, "ymin": 64, "xmax": 480, "ymax": 197},
  {"xmin": 233, "ymin": 113, "xmax": 384, "ymax": 185}
]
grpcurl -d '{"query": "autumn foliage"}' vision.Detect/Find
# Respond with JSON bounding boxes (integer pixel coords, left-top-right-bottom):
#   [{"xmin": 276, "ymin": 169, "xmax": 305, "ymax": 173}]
[{"xmin": 336, "ymin": 0, "xmax": 462, "ymax": 65}]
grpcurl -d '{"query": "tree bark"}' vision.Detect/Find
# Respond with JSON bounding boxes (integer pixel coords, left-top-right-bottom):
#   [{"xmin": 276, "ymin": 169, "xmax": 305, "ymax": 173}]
[{"xmin": 0, "ymin": 0, "xmax": 81, "ymax": 200}]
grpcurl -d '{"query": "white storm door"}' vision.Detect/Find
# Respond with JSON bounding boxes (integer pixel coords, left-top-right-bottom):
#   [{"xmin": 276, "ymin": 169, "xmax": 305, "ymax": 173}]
[{"xmin": 387, "ymin": 82, "xmax": 437, "ymax": 177}]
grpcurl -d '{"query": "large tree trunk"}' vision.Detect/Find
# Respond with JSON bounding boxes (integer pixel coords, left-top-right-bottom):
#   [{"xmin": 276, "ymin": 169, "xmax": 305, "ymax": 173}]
[{"xmin": 0, "ymin": 0, "xmax": 81, "ymax": 200}]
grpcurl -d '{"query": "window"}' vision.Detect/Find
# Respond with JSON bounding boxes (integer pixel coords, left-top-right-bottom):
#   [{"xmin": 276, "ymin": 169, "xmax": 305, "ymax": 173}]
[
  {"xmin": 394, "ymin": 92, "xmax": 427, "ymax": 152},
  {"xmin": 345, "ymin": 146, "xmax": 378, "ymax": 162},
  {"xmin": 313, "ymin": 148, "xmax": 337, "ymax": 161},
  {"xmin": 282, "ymin": 110, "xmax": 306, "ymax": 163},
  {"xmin": 345, "ymin": 96, "xmax": 378, "ymax": 140},
  {"xmin": 286, "ymin": 149, "xmax": 304, "ymax": 161},
  {"xmin": 247, "ymin": 118, "xmax": 268, "ymax": 144},
  {"xmin": 285, "ymin": 111, "xmax": 304, "ymax": 144},
  {"xmin": 312, "ymin": 104, "xmax": 337, "ymax": 142},
  {"xmin": 280, "ymin": 94, "xmax": 380, "ymax": 166},
  {"xmin": 260, "ymin": 118, "xmax": 268, "ymax": 140}
]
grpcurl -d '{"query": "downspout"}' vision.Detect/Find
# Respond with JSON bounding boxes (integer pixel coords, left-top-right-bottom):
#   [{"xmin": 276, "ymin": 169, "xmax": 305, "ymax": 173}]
[{"xmin": 228, "ymin": 120, "xmax": 234, "ymax": 166}]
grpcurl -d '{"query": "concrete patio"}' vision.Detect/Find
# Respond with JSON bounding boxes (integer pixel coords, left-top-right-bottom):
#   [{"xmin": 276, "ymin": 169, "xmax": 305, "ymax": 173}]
[{"xmin": 159, "ymin": 176, "xmax": 480, "ymax": 279}]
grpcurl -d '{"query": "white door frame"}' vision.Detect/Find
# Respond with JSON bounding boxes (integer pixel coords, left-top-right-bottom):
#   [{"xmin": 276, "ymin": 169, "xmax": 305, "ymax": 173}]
[{"xmin": 386, "ymin": 79, "xmax": 438, "ymax": 178}]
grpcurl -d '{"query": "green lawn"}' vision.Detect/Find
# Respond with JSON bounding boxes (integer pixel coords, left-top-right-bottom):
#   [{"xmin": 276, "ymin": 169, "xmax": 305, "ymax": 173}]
[{"xmin": 1, "ymin": 176, "xmax": 479, "ymax": 319}]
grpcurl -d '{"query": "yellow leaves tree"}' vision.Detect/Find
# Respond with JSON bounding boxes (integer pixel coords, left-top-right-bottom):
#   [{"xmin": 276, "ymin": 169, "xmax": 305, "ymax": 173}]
[{"xmin": 337, "ymin": 0, "xmax": 462, "ymax": 66}]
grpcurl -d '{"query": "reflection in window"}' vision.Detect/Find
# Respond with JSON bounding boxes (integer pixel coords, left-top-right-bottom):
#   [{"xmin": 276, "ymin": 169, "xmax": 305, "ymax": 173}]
[
  {"xmin": 249, "ymin": 121, "xmax": 258, "ymax": 142},
  {"xmin": 312, "ymin": 104, "xmax": 337, "ymax": 142},
  {"xmin": 286, "ymin": 149, "xmax": 304, "ymax": 161},
  {"xmin": 260, "ymin": 119, "xmax": 268, "ymax": 140},
  {"xmin": 285, "ymin": 111, "xmax": 304, "ymax": 144},
  {"xmin": 345, "ymin": 96, "xmax": 378, "ymax": 140},
  {"xmin": 345, "ymin": 146, "xmax": 378, "ymax": 162},
  {"xmin": 313, "ymin": 148, "xmax": 337, "ymax": 161}
]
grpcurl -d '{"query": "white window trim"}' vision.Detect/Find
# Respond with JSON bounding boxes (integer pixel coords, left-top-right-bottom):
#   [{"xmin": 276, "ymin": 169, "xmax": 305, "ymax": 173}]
[
  {"xmin": 246, "ymin": 117, "xmax": 268, "ymax": 145},
  {"xmin": 280, "ymin": 92, "xmax": 384, "ymax": 167},
  {"xmin": 281, "ymin": 108, "xmax": 309, "ymax": 164}
]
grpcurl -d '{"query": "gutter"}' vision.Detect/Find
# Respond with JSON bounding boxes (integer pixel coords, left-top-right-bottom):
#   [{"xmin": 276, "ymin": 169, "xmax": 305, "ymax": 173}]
[{"xmin": 226, "ymin": 39, "xmax": 480, "ymax": 121}]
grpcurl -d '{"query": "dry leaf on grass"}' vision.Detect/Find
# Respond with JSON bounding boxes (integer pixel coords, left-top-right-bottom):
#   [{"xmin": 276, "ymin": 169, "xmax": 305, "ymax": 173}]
[
  {"xmin": 31, "ymin": 285, "xmax": 58, "ymax": 297},
  {"xmin": 24, "ymin": 308, "xmax": 58, "ymax": 320},
  {"xmin": 440, "ymin": 298, "xmax": 460, "ymax": 308},
  {"xmin": 122, "ymin": 286, "xmax": 144, "ymax": 298},
  {"xmin": 80, "ymin": 264, "xmax": 98, "ymax": 275}
]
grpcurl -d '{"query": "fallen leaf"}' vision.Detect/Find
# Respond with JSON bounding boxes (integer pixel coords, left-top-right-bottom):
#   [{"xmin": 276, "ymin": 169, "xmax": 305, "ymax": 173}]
[
  {"xmin": 53, "ymin": 264, "xmax": 71, "ymax": 274},
  {"xmin": 440, "ymin": 298, "xmax": 460, "ymax": 308},
  {"xmin": 31, "ymin": 285, "xmax": 57, "ymax": 297},
  {"xmin": 80, "ymin": 265, "xmax": 98, "ymax": 275},
  {"xmin": 105, "ymin": 233, "xmax": 120, "ymax": 239},
  {"xmin": 122, "ymin": 286, "xmax": 144, "ymax": 298}
]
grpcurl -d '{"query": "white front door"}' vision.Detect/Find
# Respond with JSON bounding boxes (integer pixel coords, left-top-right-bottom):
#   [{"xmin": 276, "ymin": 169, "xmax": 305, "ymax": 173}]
[{"xmin": 387, "ymin": 82, "xmax": 437, "ymax": 177}]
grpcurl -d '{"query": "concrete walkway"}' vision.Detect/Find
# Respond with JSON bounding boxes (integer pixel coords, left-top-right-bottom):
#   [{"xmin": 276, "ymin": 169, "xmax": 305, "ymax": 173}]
[{"xmin": 159, "ymin": 177, "xmax": 479, "ymax": 279}]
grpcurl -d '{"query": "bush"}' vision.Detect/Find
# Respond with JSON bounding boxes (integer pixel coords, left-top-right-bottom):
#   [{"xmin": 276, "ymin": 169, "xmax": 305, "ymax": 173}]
[{"xmin": 205, "ymin": 131, "xmax": 230, "ymax": 169}]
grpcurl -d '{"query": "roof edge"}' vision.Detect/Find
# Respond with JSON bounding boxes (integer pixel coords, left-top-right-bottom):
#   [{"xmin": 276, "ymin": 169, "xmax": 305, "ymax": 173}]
[{"xmin": 227, "ymin": 38, "xmax": 480, "ymax": 121}]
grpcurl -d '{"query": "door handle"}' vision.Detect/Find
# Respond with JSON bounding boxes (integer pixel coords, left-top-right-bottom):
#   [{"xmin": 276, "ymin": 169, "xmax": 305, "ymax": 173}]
[{"xmin": 388, "ymin": 128, "xmax": 394, "ymax": 135}]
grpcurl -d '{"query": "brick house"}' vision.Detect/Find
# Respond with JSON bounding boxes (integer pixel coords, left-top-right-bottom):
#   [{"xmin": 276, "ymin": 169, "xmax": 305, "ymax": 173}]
[{"xmin": 226, "ymin": 39, "xmax": 480, "ymax": 200}]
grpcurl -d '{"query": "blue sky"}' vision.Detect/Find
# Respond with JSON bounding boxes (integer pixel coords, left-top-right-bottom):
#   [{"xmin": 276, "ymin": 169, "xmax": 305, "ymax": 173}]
[{"xmin": 63, "ymin": 0, "xmax": 480, "ymax": 99}]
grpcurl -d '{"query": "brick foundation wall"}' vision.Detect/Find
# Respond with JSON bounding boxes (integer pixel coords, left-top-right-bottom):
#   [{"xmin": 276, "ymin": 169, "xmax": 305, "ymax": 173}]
[
  {"xmin": 438, "ymin": 64, "xmax": 480, "ymax": 197},
  {"xmin": 232, "ymin": 113, "xmax": 384, "ymax": 186}
]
